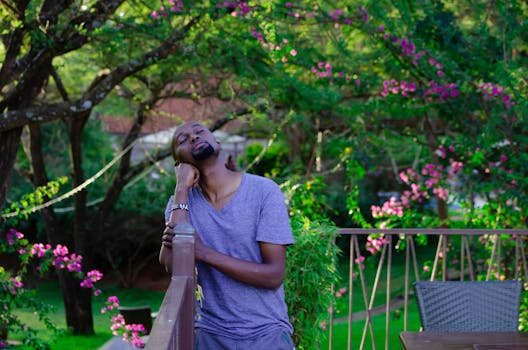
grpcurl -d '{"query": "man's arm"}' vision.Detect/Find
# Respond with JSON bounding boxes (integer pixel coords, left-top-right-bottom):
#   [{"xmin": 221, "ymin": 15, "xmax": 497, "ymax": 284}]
[
  {"xmin": 159, "ymin": 164, "xmax": 199, "ymax": 273},
  {"xmin": 195, "ymin": 238, "xmax": 287, "ymax": 290}
]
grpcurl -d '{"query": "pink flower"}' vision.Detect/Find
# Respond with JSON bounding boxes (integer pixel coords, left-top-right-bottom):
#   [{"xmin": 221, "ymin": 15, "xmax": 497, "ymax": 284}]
[
  {"xmin": 289, "ymin": 49, "xmax": 297, "ymax": 56},
  {"xmin": 53, "ymin": 244, "xmax": 69, "ymax": 257}
]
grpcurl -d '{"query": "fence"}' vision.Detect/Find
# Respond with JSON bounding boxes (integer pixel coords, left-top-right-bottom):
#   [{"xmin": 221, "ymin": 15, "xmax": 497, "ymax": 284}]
[{"xmin": 144, "ymin": 227, "xmax": 528, "ymax": 350}]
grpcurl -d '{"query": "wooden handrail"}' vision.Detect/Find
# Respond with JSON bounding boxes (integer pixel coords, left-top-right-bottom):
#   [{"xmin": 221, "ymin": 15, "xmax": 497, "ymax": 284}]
[{"xmin": 145, "ymin": 221, "xmax": 195, "ymax": 350}]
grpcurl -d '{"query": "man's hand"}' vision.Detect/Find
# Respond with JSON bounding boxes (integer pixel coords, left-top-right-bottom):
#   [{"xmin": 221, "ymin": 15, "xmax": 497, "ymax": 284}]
[
  {"xmin": 194, "ymin": 234, "xmax": 208, "ymax": 261},
  {"xmin": 175, "ymin": 163, "xmax": 200, "ymax": 190},
  {"xmin": 162, "ymin": 222, "xmax": 175, "ymax": 249}
]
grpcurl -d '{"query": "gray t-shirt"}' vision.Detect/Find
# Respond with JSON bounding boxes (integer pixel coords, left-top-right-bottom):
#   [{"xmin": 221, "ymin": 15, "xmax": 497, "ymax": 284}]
[{"xmin": 165, "ymin": 172, "xmax": 294, "ymax": 339}]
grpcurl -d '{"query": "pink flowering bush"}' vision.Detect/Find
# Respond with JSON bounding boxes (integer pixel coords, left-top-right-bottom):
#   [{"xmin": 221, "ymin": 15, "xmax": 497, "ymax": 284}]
[
  {"xmin": 0, "ymin": 228, "xmax": 146, "ymax": 349},
  {"xmin": 101, "ymin": 296, "xmax": 146, "ymax": 348},
  {"xmin": 0, "ymin": 228, "xmax": 104, "ymax": 349},
  {"xmin": 369, "ymin": 143, "xmax": 466, "ymax": 231}
]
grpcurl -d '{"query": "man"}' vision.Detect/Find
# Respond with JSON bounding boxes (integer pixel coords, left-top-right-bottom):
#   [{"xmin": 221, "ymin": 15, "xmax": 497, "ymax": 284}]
[{"xmin": 159, "ymin": 121, "xmax": 295, "ymax": 349}]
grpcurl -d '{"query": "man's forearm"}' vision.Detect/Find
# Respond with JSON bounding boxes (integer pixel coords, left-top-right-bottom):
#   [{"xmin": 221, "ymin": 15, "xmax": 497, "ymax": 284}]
[
  {"xmin": 159, "ymin": 186, "xmax": 190, "ymax": 273},
  {"xmin": 197, "ymin": 244, "xmax": 286, "ymax": 290}
]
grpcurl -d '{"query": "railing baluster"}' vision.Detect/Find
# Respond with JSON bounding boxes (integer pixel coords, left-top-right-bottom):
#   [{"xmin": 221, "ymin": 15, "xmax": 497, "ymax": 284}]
[
  {"xmin": 403, "ymin": 235, "xmax": 410, "ymax": 331},
  {"xmin": 515, "ymin": 236, "xmax": 520, "ymax": 280},
  {"xmin": 384, "ymin": 235, "xmax": 392, "ymax": 350},
  {"xmin": 499, "ymin": 235, "xmax": 503, "ymax": 278},
  {"xmin": 463, "ymin": 235, "xmax": 475, "ymax": 281},
  {"xmin": 347, "ymin": 234, "xmax": 355, "ymax": 350},
  {"xmin": 352, "ymin": 235, "xmax": 375, "ymax": 350},
  {"xmin": 409, "ymin": 236, "xmax": 420, "ymax": 282},
  {"xmin": 430, "ymin": 234, "xmax": 443, "ymax": 281},
  {"xmin": 487, "ymin": 234, "xmax": 499, "ymax": 280},
  {"xmin": 442, "ymin": 234, "xmax": 447, "ymax": 281},
  {"xmin": 520, "ymin": 236, "xmax": 528, "ymax": 281},
  {"xmin": 460, "ymin": 236, "xmax": 466, "ymax": 281},
  {"xmin": 360, "ymin": 237, "xmax": 387, "ymax": 350}
]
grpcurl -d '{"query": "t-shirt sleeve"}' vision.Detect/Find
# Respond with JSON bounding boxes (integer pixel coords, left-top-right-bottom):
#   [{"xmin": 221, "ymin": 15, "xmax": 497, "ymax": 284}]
[{"xmin": 255, "ymin": 181, "xmax": 294, "ymax": 245}]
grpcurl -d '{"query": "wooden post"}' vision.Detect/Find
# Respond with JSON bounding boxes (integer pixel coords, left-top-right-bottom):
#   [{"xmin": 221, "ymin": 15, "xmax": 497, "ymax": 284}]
[{"xmin": 172, "ymin": 221, "xmax": 195, "ymax": 350}]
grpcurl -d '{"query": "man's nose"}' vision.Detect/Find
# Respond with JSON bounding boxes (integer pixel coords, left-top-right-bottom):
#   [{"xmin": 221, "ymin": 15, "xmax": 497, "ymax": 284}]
[{"xmin": 191, "ymin": 133, "xmax": 200, "ymax": 142}]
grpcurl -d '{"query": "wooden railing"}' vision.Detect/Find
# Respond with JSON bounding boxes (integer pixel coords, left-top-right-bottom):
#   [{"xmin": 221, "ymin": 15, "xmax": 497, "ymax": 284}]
[
  {"xmin": 328, "ymin": 228, "xmax": 528, "ymax": 350},
  {"xmin": 145, "ymin": 221, "xmax": 195, "ymax": 350},
  {"xmin": 144, "ymin": 226, "xmax": 528, "ymax": 350}
]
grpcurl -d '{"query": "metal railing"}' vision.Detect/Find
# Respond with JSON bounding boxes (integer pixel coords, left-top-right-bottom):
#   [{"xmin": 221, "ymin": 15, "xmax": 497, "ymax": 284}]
[
  {"xmin": 145, "ymin": 221, "xmax": 195, "ymax": 350},
  {"xmin": 328, "ymin": 228, "xmax": 528, "ymax": 350}
]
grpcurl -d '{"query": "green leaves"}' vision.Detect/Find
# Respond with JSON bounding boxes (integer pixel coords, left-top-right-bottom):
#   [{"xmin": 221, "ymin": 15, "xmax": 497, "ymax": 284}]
[
  {"xmin": 1, "ymin": 177, "xmax": 68, "ymax": 226},
  {"xmin": 285, "ymin": 215, "xmax": 341, "ymax": 349}
]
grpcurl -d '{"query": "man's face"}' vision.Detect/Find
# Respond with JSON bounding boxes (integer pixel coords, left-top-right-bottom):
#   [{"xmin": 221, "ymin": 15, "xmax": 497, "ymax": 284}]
[{"xmin": 172, "ymin": 122, "xmax": 219, "ymax": 164}]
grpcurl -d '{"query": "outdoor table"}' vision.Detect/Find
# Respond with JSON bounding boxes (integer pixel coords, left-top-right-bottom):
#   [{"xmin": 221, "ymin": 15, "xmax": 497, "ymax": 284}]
[{"xmin": 399, "ymin": 331, "xmax": 528, "ymax": 350}]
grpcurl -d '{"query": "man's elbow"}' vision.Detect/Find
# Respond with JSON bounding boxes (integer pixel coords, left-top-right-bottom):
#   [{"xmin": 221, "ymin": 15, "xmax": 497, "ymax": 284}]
[{"xmin": 264, "ymin": 271, "xmax": 285, "ymax": 290}]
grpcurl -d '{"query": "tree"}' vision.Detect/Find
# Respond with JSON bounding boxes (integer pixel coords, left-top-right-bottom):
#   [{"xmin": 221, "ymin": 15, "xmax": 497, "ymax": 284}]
[
  {"xmin": 2, "ymin": 0, "xmax": 527, "ymax": 339},
  {"xmin": 0, "ymin": 0, "xmax": 217, "ymax": 334}
]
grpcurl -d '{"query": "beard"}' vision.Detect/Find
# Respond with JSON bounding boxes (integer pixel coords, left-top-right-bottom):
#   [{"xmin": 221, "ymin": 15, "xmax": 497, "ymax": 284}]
[{"xmin": 192, "ymin": 143, "xmax": 215, "ymax": 161}]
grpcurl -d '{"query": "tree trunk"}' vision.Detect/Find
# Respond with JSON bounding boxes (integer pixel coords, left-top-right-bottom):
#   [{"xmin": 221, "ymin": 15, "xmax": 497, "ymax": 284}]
[
  {"xmin": 66, "ymin": 112, "xmax": 94, "ymax": 334},
  {"xmin": 0, "ymin": 128, "xmax": 23, "ymax": 210},
  {"xmin": 27, "ymin": 123, "xmax": 95, "ymax": 333},
  {"xmin": 55, "ymin": 270, "xmax": 94, "ymax": 334}
]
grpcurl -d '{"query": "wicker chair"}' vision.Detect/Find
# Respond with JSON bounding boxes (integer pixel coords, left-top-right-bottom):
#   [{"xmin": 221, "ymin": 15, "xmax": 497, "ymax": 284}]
[{"xmin": 414, "ymin": 280, "xmax": 522, "ymax": 332}]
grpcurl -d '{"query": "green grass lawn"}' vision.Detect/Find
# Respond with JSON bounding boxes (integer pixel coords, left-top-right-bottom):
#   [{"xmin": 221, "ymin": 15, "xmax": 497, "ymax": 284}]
[
  {"xmin": 9, "ymin": 281, "xmax": 166, "ymax": 349},
  {"xmin": 319, "ymin": 301, "xmax": 421, "ymax": 349},
  {"xmin": 11, "ymin": 278, "xmax": 422, "ymax": 349}
]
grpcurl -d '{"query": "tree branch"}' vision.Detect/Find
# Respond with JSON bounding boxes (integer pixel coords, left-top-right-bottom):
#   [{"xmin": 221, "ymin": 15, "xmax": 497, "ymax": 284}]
[{"xmin": 0, "ymin": 15, "xmax": 200, "ymax": 132}]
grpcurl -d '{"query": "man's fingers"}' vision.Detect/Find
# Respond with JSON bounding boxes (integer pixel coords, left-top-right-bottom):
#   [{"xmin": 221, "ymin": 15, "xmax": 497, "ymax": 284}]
[{"xmin": 162, "ymin": 224, "xmax": 175, "ymax": 247}]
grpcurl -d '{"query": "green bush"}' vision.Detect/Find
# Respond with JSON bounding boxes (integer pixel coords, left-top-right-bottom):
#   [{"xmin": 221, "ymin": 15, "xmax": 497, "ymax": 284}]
[{"xmin": 285, "ymin": 215, "xmax": 341, "ymax": 349}]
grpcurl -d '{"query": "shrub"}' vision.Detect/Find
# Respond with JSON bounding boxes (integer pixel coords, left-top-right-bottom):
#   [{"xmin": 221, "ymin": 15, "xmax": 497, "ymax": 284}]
[{"xmin": 285, "ymin": 215, "xmax": 341, "ymax": 349}]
